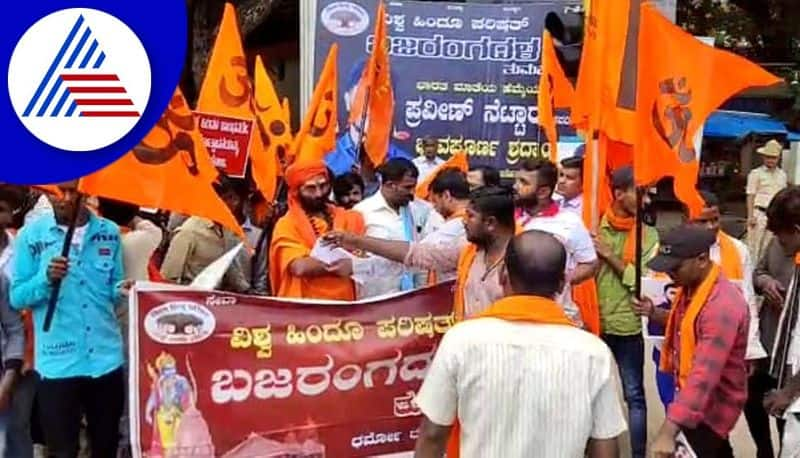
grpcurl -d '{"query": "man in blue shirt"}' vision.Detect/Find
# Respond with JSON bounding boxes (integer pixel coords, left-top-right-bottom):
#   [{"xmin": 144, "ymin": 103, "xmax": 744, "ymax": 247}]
[{"xmin": 11, "ymin": 180, "xmax": 127, "ymax": 458}]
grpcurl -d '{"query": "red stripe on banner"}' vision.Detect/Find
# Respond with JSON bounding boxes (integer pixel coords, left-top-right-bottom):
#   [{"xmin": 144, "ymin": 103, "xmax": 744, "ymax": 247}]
[
  {"xmin": 60, "ymin": 74, "xmax": 119, "ymax": 81},
  {"xmin": 81, "ymin": 111, "xmax": 140, "ymax": 117},
  {"xmin": 75, "ymin": 99, "xmax": 134, "ymax": 106},
  {"xmin": 68, "ymin": 87, "xmax": 127, "ymax": 93}
]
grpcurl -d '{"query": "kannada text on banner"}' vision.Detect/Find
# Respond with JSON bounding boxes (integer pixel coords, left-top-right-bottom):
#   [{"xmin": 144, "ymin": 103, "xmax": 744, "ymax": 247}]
[
  {"xmin": 314, "ymin": 0, "xmax": 579, "ymax": 175},
  {"xmin": 130, "ymin": 282, "xmax": 455, "ymax": 457}
]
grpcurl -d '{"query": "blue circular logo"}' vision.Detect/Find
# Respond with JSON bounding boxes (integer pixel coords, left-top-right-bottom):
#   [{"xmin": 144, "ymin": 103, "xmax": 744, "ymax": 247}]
[{"xmin": 2, "ymin": 1, "xmax": 187, "ymax": 184}]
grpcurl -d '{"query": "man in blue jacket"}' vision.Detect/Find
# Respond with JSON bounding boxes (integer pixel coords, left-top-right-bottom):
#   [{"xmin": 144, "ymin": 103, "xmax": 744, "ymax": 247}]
[{"xmin": 11, "ymin": 180, "xmax": 127, "ymax": 458}]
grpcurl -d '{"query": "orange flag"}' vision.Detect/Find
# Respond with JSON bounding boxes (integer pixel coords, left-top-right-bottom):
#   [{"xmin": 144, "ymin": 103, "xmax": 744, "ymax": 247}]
[
  {"xmin": 635, "ymin": 4, "xmax": 782, "ymax": 217},
  {"xmin": 538, "ymin": 30, "xmax": 575, "ymax": 161},
  {"xmin": 347, "ymin": 1, "xmax": 393, "ymax": 167},
  {"xmin": 197, "ymin": 3, "xmax": 252, "ymax": 118},
  {"xmin": 282, "ymin": 97, "xmax": 292, "ymax": 133},
  {"xmin": 292, "ymin": 44, "xmax": 338, "ymax": 163},
  {"xmin": 195, "ymin": 3, "xmax": 256, "ymax": 178},
  {"xmin": 79, "ymin": 89, "xmax": 244, "ymax": 239},
  {"xmin": 572, "ymin": 0, "xmax": 638, "ymax": 143},
  {"xmin": 251, "ymin": 55, "xmax": 291, "ymax": 201},
  {"xmin": 415, "ymin": 152, "xmax": 469, "ymax": 200}
]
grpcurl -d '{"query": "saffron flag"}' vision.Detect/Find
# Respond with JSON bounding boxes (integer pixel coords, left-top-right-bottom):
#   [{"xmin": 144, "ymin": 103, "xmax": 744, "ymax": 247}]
[
  {"xmin": 572, "ymin": 0, "xmax": 640, "ymax": 144},
  {"xmin": 635, "ymin": 4, "xmax": 781, "ymax": 216},
  {"xmin": 538, "ymin": 30, "xmax": 575, "ymax": 161},
  {"xmin": 79, "ymin": 89, "xmax": 244, "ymax": 239},
  {"xmin": 282, "ymin": 97, "xmax": 292, "ymax": 133},
  {"xmin": 251, "ymin": 55, "xmax": 291, "ymax": 201},
  {"xmin": 415, "ymin": 152, "xmax": 469, "ymax": 200},
  {"xmin": 292, "ymin": 44, "xmax": 338, "ymax": 163},
  {"xmin": 197, "ymin": 3, "xmax": 252, "ymax": 118},
  {"xmin": 195, "ymin": 3, "xmax": 256, "ymax": 177},
  {"xmin": 347, "ymin": 1, "xmax": 393, "ymax": 167}
]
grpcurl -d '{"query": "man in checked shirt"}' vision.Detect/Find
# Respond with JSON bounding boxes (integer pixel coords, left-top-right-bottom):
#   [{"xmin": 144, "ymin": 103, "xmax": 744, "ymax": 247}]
[{"xmin": 634, "ymin": 225, "xmax": 749, "ymax": 457}]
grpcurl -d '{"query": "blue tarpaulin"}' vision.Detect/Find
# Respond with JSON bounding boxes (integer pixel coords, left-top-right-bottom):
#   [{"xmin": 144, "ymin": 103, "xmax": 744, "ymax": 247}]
[{"xmin": 705, "ymin": 110, "xmax": 800, "ymax": 141}]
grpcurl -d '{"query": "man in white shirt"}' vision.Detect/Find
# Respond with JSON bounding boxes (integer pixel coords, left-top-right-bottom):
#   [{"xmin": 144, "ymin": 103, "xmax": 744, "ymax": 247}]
[
  {"xmin": 414, "ymin": 230, "xmax": 626, "ymax": 458},
  {"xmin": 412, "ymin": 136, "xmax": 445, "ymax": 182},
  {"xmin": 352, "ymin": 158, "xmax": 437, "ymax": 297},
  {"xmin": 514, "ymin": 158, "xmax": 599, "ymax": 325},
  {"xmin": 556, "ymin": 155, "xmax": 584, "ymax": 216}
]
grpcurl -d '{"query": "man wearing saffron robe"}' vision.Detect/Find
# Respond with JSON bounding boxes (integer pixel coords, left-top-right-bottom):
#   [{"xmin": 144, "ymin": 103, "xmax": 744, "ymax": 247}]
[{"xmin": 268, "ymin": 158, "xmax": 364, "ymax": 300}]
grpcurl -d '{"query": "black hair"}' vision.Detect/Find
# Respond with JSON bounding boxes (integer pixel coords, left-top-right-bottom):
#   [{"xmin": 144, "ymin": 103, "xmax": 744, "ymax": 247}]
[
  {"xmin": 560, "ymin": 156, "xmax": 584, "ymax": 177},
  {"xmin": 767, "ymin": 186, "xmax": 800, "ymax": 233},
  {"xmin": 333, "ymin": 173, "xmax": 365, "ymax": 200},
  {"xmin": 378, "ymin": 158, "xmax": 419, "ymax": 182},
  {"xmin": 470, "ymin": 165, "xmax": 501, "ymax": 187},
  {"xmin": 98, "ymin": 197, "xmax": 140, "ymax": 226},
  {"xmin": 611, "ymin": 165, "xmax": 634, "ymax": 193},
  {"xmin": 0, "ymin": 186, "xmax": 26, "ymax": 211},
  {"xmin": 520, "ymin": 158, "xmax": 558, "ymax": 191},
  {"xmin": 505, "ymin": 230, "xmax": 566, "ymax": 297},
  {"xmin": 213, "ymin": 173, "xmax": 237, "ymax": 197},
  {"xmin": 468, "ymin": 186, "xmax": 515, "ymax": 229},
  {"xmin": 430, "ymin": 168, "xmax": 470, "ymax": 200}
]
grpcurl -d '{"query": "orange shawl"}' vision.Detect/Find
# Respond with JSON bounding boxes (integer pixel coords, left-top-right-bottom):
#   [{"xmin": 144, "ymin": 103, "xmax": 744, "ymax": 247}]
[
  {"xmin": 659, "ymin": 264, "xmax": 720, "ymax": 388},
  {"xmin": 446, "ymin": 295, "xmax": 576, "ymax": 457},
  {"xmin": 453, "ymin": 244, "xmax": 478, "ymax": 321},
  {"xmin": 717, "ymin": 232, "xmax": 743, "ymax": 280},
  {"xmin": 572, "ymin": 279, "xmax": 600, "ymax": 335},
  {"xmin": 604, "ymin": 207, "xmax": 636, "ymax": 263}
]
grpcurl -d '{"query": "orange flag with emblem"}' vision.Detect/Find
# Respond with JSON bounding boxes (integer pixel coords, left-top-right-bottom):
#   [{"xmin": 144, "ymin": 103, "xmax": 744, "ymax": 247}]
[
  {"xmin": 347, "ymin": 1, "xmax": 393, "ymax": 167},
  {"xmin": 415, "ymin": 151, "xmax": 469, "ymax": 200},
  {"xmin": 197, "ymin": 3, "xmax": 252, "ymax": 118},
  {"xmin": 79, "ymin": 89, "xmax": 244, "ymax": 239},
  {"xmin": 538, "ymin": 30, "xmax": 575, "ymax": 161},
  {"xmin": 251, "ymin": 55, "xmax": 292, "ymax": 201},
  {"xmin": 292, "ymin": 44, "xmax": 338, "ymax": 163},
  {"xmin": 635, "ymin": 4, "xmax": 781, "ymax": 217}
]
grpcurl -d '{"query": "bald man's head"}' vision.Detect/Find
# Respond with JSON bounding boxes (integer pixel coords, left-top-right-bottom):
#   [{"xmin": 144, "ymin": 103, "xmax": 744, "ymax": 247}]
[{"xmin": 503, "ymin": 230, "xmax": 566, "ymax": 298}]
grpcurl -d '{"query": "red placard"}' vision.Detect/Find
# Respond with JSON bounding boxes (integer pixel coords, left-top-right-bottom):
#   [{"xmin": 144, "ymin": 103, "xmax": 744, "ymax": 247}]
[
  {"xmin": 131, "ymin": 282, "xmax": 454, "ymax": 458},
  {"xmin": 195, "ymin": 113, "xmax": 254, "ymax": 178}
]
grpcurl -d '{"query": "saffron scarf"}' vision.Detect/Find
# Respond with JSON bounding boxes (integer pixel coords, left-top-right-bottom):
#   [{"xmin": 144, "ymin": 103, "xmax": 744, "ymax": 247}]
[
  {"xmin": 453, "ymin": 244, "xmax": 478, "ymax": 321},
  {"xmin": 717, "ymin": 232, "xmax": 743, "ymax": 280},
  {"xmin": 659, "ymin": 264, "xmax": 720, "ymax": 388},
  {"xmin": 603, "ymin": 207, "xmax": 636, "ymax": 264},
  {"xmin": 446, "ymin": 295, "xmax": 576, "ymax": 458}
]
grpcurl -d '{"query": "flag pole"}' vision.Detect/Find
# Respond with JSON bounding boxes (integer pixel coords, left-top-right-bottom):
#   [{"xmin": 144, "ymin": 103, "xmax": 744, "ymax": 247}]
[
  {"xmin": 634, "ymin": 186, "xmax": 644, "ymax": 299},
  {"xmin": 43, "ymin": 192, "xmax": 84, "ymax": 332}
]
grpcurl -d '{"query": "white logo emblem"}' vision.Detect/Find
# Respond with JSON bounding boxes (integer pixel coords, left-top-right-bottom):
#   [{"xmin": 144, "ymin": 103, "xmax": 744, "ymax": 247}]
[
  {"xmin": 7, "ymin": 8, "xmax": 151, "ymax": 152},
  {"xmin": 321, "ymin": 2, "xmax": 370, "ymax": 37},
  {"xmin": 144, "ymin": 302, "xmax": 216, "ymax": 345}
]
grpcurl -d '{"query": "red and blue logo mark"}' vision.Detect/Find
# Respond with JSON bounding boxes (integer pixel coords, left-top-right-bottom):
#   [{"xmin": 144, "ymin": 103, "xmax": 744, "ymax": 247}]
[
  {"xmin": 23, "ymin": 14, "xmax": 141, "ymax": 119},
  {"xmin": 2, "ymin": 2, "xmax": 187, "ymax": 184}
]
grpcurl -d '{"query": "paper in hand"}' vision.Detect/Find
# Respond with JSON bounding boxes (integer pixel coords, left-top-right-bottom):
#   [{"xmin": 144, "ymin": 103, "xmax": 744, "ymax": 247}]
[{"xmin": 310, "ymin": 239, "xmax": 352, "ymax": 265}]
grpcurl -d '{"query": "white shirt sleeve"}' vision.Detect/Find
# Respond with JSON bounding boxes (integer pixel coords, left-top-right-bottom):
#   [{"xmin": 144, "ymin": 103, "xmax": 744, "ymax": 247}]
[
  {"xmin": 740, "ymin": 243, "xmax": 767, "ymax": 360},
  {"xmin": 415, "ymin": 331, "xmax": 459, "ymax": 427},
  {"xmin": 569, "ymin": 218, "xmax": 598, "ymax": 264},
  {"xmin": 590, "ymin": 354, "xmax": 628, "ymax": 440}
]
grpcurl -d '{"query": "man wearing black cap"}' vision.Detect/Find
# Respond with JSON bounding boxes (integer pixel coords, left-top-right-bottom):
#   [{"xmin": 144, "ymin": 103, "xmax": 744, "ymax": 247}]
[{"xmin": 634, "ymin": 225, "xmax": 749, "ymax": 457}]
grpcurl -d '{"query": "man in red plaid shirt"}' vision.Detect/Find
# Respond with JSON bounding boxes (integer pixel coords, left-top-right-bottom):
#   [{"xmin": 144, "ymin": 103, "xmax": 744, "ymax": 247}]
[{"xmin": 634, "ymin": 225, "xmax": 749, "ymax": 457}]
